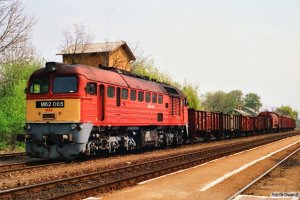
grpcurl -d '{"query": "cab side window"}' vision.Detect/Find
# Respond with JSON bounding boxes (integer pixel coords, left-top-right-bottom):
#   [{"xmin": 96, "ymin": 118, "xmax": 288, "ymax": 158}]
[
  {"xmin": 122, "ymin": 88, "xmax": 128, "ymax": 100},
  {"xmin": 86, "ymin": 82, "xmax": 97, "ymax": 95},
  {"xmin": 152, "ymin": 94, "xmax": 157, "ymax": 103},
  {"xmin": 158, "ymin": 95, "xmax": 163, "ymax": 104},
  {"xmin": 138, "ymin": 91, "xmax": 144, "ymax": 102},
  {"xmin": 107, "ymin": 86, "xmax": 115, "ymax": 98},
  {"xmin": 130, "ymin": 90, "xmax": 136, "ymax": 101},
  {"xmin": 146, "ymin": 93, "xmax": 151, "ymax": 103}
]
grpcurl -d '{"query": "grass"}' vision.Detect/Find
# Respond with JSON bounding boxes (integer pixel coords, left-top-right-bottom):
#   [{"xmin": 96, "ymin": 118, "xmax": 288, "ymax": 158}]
[
  {"xmin": 0, "ymin": 141, "xmax": 25, "ymax": 152},
  {"xmin": 0, "ymin": 142, "xmax": 9, "ymax": 151}
]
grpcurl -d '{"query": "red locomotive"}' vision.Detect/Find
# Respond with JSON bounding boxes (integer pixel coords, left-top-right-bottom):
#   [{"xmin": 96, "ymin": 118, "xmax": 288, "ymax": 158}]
[
  {"xmin": 17, "ymin": 62, "xmax": 296, "ymax": 159},
  {"xmin": 18, "ymin": 62, "xmax": 188, "ymax": 159}
]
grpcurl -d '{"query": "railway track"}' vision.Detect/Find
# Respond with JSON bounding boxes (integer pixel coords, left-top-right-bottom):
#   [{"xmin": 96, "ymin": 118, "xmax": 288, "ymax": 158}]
[
  {"xmin": 0, "ymin": 152, "xmax": 27, "ymax": 160},
  {"xmin": 0, "ymin": 131, "xmax": 298, "ymax": 200},
  {"xmin": 227, "ymin": 145, "xmax": 300, "ymax": 200},
  {"xmin": 0, "ymin": 160, "xmax": 65, "ymax": 175},
  {"xmin": 0, "ymin": 131, "xmax": 283, "ymax": 174}
]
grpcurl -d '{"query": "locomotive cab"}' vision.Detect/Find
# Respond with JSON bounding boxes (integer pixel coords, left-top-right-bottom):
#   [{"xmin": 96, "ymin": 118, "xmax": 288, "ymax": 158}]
[{"xmin": 19, "ymin": 63, "xmax": 93, "ymax": 159}]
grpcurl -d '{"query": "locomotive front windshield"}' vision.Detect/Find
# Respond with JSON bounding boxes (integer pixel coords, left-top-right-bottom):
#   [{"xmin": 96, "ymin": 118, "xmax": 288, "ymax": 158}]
[
  {"xmin": 53, "ymin": 76, "xmax": 78, "ymax": 93},
  {"xmin": 29, "ymin": 77, "xmax": 49, "ymax": 94}
]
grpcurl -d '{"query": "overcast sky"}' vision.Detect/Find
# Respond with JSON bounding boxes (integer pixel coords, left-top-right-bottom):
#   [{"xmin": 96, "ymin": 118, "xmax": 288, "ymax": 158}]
[{"xmin": 22, "ymin": 0, "xmax": 300, "ymax": 112}]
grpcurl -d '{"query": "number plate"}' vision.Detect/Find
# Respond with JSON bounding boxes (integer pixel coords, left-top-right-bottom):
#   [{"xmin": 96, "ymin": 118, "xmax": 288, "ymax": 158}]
[
  {"xmin": 36, "ymin": 100, "xmax": 64, "ymax": 108},
  {"xmin": 43, "ymin": 113, "xmax": 56, "ymax": 119}
]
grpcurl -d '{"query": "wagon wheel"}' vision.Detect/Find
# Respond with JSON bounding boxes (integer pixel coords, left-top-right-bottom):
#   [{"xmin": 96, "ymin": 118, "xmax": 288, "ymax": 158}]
[{"xmin": 216, "ymin": 132, "xmax": 224, "ymax": 140}]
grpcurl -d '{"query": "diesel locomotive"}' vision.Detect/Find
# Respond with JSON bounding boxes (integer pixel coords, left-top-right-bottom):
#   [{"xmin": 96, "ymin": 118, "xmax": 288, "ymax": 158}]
[
  {"xmin": 18, "ymin": 62, "xmax": 188, "ymax": 159},
  {"xmin": 17, "ymin": 62, "xmax": 296, "ymax": 160}
]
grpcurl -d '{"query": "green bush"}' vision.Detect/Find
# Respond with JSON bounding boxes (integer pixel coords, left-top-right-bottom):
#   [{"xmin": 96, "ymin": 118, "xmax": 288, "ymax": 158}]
[
  {"xmin": 0, "ymin": 61, "xmax": 41, "ymax": 149},
  {"xmin": 0, "ymin": 142, "xmax": 9, "ymax": 151}
]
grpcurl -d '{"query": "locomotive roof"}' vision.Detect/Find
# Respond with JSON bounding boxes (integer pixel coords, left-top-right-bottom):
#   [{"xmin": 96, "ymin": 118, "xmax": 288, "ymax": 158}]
[{"xmin": 31, "ymin": 62, "xmax": 185, "ymax": 96}]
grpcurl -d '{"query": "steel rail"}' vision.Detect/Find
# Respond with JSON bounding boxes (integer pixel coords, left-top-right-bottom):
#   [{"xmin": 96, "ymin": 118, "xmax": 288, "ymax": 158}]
[
  {"xmin": 0, "ymin": 131, "xmax": 298, "ymax": 200},
  {"xmin": 50, "ymin": 132, "xmax": 300, "ymax": 200},
  {"xmin": 0, "ymin": 152, "xmax": 26, "ymax": 159},
  {"xmin": 0, "ymin": 161, "xmax": 66, "ymax": 175},
  {"xmin": 227, "ymin": 146, "xmax": 300, "ymax": 200}
]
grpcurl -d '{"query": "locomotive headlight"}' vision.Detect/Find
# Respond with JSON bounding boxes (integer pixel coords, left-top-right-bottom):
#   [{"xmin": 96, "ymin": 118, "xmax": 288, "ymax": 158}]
[
  {"xmin": 23, "ymin": 124, "xmax": 31, "ymax": 131},
  {"xmin": 70, "ymin": 124, "xmax": 77, "ymax": 131},
  {"xmin": 45, "ymin": 62, "xmax": 57, "ymax": 72},
  {"xmin": 77, "ymin": 124, "xmax": 83, "ymax": 131}
]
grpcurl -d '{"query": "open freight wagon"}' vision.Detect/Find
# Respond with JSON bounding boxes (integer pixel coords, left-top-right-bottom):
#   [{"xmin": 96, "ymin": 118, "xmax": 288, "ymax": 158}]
[{"xmin": 188, "ymin": 109, "xmax": 273, "ymax": 141}]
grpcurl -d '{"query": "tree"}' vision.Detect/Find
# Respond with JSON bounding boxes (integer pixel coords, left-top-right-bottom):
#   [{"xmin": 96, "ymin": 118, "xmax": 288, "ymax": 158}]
[
  {"xmin": 202, "ymin": 91, "xmax": 228, "ymax": 112},
  {"xmin": 60, "ymin": 24, "xmax": 93, "ymax": 64},
  {"xmin": 131, "ymin": 59, "xmax": 173, "ymax": 84},
  {"xmin": 201, "ymin": 90, "xmax": 247, "ymax": 113},
  {"xmin": 131, "ymin": 57, "xmax": 200, "ymax": 109},
  {"xmin": 102, "ymin": 40, "xmax": 123, "ymax": 68},
  {"xmin": 202, "ymin": 91, "xmax": 237, "ymax": 113},
  {"xmin": 275, "ymin": 105, "xmax": 298, "ymax": 119},
  {"xmin": 0, "ymin": 0, "xmax": 34, "ymax": 64},
  {"xmin": 182, "ymin": 81, "xmax": 201, "ymax": 109},
  {"xmin": 244, "ymin": 93, "xmax": 262, "ymax": 112},
  {"xmin": 0, "ymin": 0, "xmax": 37, "ymax": 149},
  {"xmin": 0, "ymin": 41, "xmax": 37, "ymax": 91},
  {"xmin": 228, "ymin": 90, "xmax": 243, "ymax": 108},
  {"xmin": 0, "ymin": 60, "xmax": 41, "ymax": 148},
  {"xmin": 1, "ymin": 40, "xmax": 35, "ymax": 65}
]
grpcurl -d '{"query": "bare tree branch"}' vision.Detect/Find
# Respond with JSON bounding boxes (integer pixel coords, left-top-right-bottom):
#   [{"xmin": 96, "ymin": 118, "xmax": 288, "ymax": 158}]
[
  {"xmin": 0, "ymin": 0, "xmax": 34, "ymax": 61},
  {"xmin": 60, "ymin": 24, "xmax": 93, "ymax": 64},
  {"xmin": 1, "ymin": 39, "xmax": 35, "ymax": 65},
  {"xmin": 110, "ymin": 50, "xmax": 125, "ymax": 67},
  {"xmin": 130, "ymin": 41, "xmax": 151, "ymax": 72},
  {"xmin": 105, "ymin": 40, "xmax": 125, "ymax": 68}
]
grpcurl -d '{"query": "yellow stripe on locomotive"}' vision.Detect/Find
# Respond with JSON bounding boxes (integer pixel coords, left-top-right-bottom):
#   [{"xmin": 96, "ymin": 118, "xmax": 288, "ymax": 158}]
[{"xmin": 26, "ymin": 99, "xmax": 81, "ymax": 123}]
